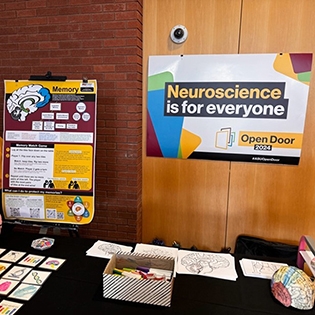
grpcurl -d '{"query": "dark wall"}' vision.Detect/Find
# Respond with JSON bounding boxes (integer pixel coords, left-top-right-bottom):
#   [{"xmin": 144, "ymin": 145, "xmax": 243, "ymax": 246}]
[{"xmin": 0, "ymin": 0, "xmax": 143, "ymax": 242}]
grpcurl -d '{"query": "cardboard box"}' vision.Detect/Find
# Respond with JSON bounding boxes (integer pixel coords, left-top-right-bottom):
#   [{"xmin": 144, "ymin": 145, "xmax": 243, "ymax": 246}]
[{"xmin": 103, "ymin": 252, "xmax": 175, "ymax": 307}]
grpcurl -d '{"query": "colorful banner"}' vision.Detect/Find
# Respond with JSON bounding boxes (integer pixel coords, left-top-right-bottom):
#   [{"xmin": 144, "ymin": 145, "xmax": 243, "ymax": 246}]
[
  {"xmin": 147, "ymin": 53, "xmax": 312, "ymax": 165},
  {"xmin": 2, "ymin": 79, "xmax": 97, "ymax": 224}
]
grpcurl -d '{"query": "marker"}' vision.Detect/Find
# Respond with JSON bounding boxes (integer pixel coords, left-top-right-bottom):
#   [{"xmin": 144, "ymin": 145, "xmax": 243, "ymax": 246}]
[
  {"xmin": 121, "ymin": 271, "xmax": 142, "ymax": 279},
  {"xmin": 141, "ymin": 272, "xmax": 156, "ymax": 280},
  {"xmin": 136, "ymin": 266, "xmax": 150, "ymax": 273},
  {"xmin": 131, "ymin": 270, "xmax": 141, "ymax": 276},
  {"xmin": 138, "ymin": 271, "xmax": 148, "ymax": 279},
  {"xmin": 145, "ymin": 273, "xmax": 156, "ymax": 280},
  {"xmin": 154, "ymin": 274, "xmax": 166, "ymax": 281},
  {"xmin": 122, "ymin": 267, "xmax": 135, "ymax": 272},
  {"xmin": 113, "ymin": 268, "xmax": 123, "ymax": 275}
]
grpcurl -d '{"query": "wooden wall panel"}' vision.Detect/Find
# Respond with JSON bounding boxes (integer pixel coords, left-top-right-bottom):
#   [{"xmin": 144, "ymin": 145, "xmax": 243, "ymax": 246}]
[
  {"xmin": 226, "ymin": 0, "xmax": 315, "ymax": 249},
  {"xmin": 142, "ymin": 0, "xmax": 242, "ymax": 251}
]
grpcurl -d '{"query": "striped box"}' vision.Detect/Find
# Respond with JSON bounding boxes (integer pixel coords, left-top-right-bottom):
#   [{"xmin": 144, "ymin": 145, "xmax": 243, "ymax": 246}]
[{"xmin": 103, "ymin": 252, "xmax": 175, "ymax": 307}]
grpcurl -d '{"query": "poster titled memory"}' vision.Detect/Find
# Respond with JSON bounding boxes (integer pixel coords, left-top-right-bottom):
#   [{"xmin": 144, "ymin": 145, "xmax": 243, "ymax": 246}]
[
  {"xmin": 2, "ymin": 79, "xmax": 97, "ymax": 225},
  {"xmin": 147, "ymin": 53, "xmax": 312, "ymax": 165}
]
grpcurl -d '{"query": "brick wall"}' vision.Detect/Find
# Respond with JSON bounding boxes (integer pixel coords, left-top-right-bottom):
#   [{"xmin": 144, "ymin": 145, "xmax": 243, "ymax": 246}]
[{"xmin": 0, "ymin": 0, "xmax": 143, "ymax": 242}]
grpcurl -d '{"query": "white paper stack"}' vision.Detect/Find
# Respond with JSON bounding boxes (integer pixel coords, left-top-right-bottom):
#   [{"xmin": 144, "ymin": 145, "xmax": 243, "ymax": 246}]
[
  {"xmin": 176, "ymin": 249, "xmax": 238, "ymax": 281},
  {"xmin": 86, "ymin": 240, "xmax": 133, "ymax": 259},
  {"xmin": 239, "ymin": 258, "xmax": 288, "ymax": 279}
]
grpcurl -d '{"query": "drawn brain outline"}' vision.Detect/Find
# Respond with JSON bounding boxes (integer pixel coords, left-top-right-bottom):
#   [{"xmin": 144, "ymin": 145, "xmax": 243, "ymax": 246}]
[
  {"xmin": 98, "ymin": 244, "xmax": 121, "ymax": 255},
  {"xmin": 181, "ymin": 253, "xmax": 230, "ymax": 274}
]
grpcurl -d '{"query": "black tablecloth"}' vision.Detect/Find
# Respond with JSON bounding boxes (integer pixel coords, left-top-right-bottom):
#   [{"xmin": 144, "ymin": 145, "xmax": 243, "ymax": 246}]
[{"xmin": 0, "ymin": 229, "xmax": 312, "ymax": 315}]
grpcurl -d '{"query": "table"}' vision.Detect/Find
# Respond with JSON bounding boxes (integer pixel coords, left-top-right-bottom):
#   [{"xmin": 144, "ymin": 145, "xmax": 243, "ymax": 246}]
[{"xmin": 0, "ymin": 228, "xmax": 310, "ymax": 315}]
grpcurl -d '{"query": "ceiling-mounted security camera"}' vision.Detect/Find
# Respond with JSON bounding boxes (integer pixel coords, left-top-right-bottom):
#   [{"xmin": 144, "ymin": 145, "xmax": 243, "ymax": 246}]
[{"xmin": 170, "ymin": 25, "xmax": 188, "ymax": 44}]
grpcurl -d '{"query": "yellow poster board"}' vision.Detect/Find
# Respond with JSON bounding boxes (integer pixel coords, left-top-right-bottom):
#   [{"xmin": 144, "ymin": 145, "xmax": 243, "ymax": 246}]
[{"xmin": 2, "ymin": 79, "xmax": 97, "ymax": 225}]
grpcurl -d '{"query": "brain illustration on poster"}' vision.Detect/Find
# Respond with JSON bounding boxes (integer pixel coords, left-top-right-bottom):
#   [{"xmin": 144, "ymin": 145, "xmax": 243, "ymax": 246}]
[{"xmin": 7, "ymin": 84, "xmax": 51, "ymax": 122}]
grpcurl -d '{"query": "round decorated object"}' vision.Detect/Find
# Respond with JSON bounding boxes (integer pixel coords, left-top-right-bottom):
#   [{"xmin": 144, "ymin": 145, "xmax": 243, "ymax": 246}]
[
  {"xmin": 31, "ymin": 237, "xmax": 54, "ymax": 251},
  {"xmin": 271, "ymin": 266, "xmax": 315, "ymax": 310}
]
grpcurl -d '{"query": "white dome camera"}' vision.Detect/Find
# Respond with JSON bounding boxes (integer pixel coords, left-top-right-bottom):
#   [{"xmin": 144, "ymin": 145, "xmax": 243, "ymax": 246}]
[{"xmin": 170, "ymin": 25, "xmax": 188, "ymax": 44}]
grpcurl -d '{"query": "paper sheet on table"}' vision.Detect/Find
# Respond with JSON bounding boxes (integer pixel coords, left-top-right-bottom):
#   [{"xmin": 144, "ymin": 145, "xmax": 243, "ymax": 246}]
[
  {"xmin": 134, "ymin": 243, "xmax": 179, "ymax": 277},
  {"xmin": 134, "ymin": 243, "xmax": 179, "ymax": 258},
  {"xmin": 86, "ymin": 240, "xmax": 133, "ymax": 259},
  {"xmin": 239, "ymin": 258, "xmax": 288, "ymax": 279},
  {"xmin": 176, "ymin": 249, "xmax": 238, "ymax": 281}
]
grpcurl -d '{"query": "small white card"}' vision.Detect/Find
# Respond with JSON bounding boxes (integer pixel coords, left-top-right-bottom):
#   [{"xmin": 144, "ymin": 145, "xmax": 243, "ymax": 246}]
[
  {"xmin": 9, "ymin": 283, "xmax": 41, "ymax": 301},
  {"xmin": 0, "ymin": 279, "xmax": 20, "ymax": 295},
  {"xmin": 22, "ymin": 270, "xmax": 51, "ymax": 285},
  {"xmin": 39, "ymin": 257, "xmax": 66, "ymax": 270},
  {"xmin": 0, "ymin": 299, "xmax": 23, "ymax": 314},
  {"xmin": 0, "ymin": 249, "xmax": 6, "ymax": 256},
  {"xmin": 0, "ymin": 251, "xmax": 26, "ymax": 263},
  {"xmin": 3, "ymin": 266, "xmax": 32, "ymax": 281},
  {"xmin": 0, "ymin": 262, "xmax": 12, "ymax": 275},
  {"xmin": 19, "ymin": 254, "xmax": 45, "ymax": 267}
]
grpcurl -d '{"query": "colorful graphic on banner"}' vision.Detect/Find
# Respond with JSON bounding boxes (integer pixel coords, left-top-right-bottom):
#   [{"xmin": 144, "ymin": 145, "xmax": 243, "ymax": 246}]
[
  {"xmin": 2, "ymin": 79, "xmax": 97, "ymax": 224},
  {"xmin": 147, "ymin": 53, "xmax": 312, "ymax": 165}
]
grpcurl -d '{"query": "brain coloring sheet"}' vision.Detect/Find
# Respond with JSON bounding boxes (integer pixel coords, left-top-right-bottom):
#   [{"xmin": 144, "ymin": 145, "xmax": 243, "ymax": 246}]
[{"xmin": 177, "ymin": 250, "xmax": 238, "ymax": 281}]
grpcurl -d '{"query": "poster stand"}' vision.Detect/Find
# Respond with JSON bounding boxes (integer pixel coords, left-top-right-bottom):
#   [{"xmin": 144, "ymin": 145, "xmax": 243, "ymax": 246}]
[
  {"xmin": 3, "ymin": 220, "xmax": 79, "ymax": 237},
  {"xmin": 29, "ymin": 71, "xmax": 67, "ymax": 82}
]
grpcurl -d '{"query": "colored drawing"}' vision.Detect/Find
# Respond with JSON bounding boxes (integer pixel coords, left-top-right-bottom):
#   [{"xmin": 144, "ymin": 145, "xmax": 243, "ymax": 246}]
[
  {"xmin": 19, "ymin": 254, "xmax": 45, "ymax": 267},
  {"xmin": 9, "ymin": 283, "xmax": 41, "ymax": 301},
  {"xmin": 3, "ymin": 266, "xmax": 32, "ymax": 281},
  {"xmin": 0, "ymin": 279, "xmax": 20, "ymax": 295},
  {"xmin": 0, "ymin": 250, "xmax": 26, "ymax": 263},
  {"xmin": 22, "ymin": 270, "xmax": 51, "ymax": 285},
  {"xmin": 0, "ymin": 262, "xmax": 12, "ymax": 275},
  {"xmin": 0, "ymin": 300, "xmax": 23, "ymax": 314},
  {"xmin": 39, "ymin": 257, "xmax": 66, "ymax": 270}
]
